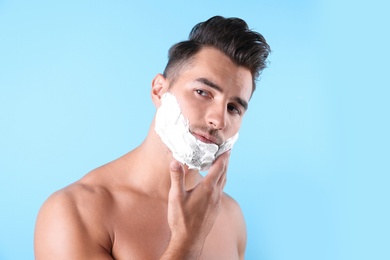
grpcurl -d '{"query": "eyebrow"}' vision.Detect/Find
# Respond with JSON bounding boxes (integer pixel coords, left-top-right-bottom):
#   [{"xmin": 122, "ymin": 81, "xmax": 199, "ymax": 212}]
[{"xmin": 196, "ymin": 77, "xmax": 248, "ymax": 111}]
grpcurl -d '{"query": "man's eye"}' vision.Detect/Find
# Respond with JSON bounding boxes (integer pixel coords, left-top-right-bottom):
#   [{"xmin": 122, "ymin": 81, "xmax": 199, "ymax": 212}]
[
  {"xmin": 228, "ymin": 104, "xmax": 241, "ymax": 115},
  {"xmin": 196, "ymin": 89, "xmax": 208, "ymax": 96}
]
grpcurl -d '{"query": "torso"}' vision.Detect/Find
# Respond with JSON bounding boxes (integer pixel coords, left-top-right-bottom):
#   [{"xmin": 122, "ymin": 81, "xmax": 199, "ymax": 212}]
[{"xmin": 66, "ymin": 163, "xmax": 242, "ymax": 259}]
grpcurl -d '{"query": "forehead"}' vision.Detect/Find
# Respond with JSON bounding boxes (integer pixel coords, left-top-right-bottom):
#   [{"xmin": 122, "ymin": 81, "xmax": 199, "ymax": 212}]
[{"xmin": 175, "ymin": 47, "xmax": 253, "ymax": 101}]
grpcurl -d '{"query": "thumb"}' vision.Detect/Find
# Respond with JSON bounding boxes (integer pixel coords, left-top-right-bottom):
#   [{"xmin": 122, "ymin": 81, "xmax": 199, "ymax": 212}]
[{"xmin": 169, "ymin": 160, "xmax": 185, "ymax": 196}]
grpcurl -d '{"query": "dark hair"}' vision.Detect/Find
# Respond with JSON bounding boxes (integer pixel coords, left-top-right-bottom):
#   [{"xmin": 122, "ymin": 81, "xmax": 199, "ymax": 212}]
[{"xmin": 163, "ymin": 16, "xmax": 271, "ymax": 93}]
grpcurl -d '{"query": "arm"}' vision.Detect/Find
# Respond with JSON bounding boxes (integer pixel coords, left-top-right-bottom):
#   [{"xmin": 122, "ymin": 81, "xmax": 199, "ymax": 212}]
[
  {"xmin": 34, "ymin": 190, "xmax": 113, "ymax": 260},
  {"xmin": 160, "ymin": 151, "xmax": 230, "ymax": 259}
]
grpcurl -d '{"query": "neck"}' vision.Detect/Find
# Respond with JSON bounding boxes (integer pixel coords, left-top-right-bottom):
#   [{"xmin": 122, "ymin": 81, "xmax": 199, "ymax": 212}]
[{"xmin": 118, "ymin": 120, "xmax": 203, "ymax": 199}]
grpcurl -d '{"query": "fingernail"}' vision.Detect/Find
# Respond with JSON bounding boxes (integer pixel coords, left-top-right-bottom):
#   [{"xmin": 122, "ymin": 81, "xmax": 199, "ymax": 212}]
[{"xmin": 170, "ymin": 161, "xmax": 181, "ymax": 171}]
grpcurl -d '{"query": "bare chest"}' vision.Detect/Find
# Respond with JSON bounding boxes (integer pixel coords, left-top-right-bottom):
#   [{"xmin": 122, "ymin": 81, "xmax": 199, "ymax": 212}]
[{"xmin": 107, "ymin": 203, "xmax": 239, "ymax": 259}]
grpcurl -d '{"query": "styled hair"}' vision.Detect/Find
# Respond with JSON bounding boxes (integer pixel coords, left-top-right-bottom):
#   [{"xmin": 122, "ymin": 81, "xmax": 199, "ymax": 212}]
[{"xmin": 163, "ymin": 15, "xmax": 271, "ymax": 93}]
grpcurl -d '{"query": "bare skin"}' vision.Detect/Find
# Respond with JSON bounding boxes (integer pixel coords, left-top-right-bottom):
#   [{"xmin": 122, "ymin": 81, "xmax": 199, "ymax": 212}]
[{"xmin": 34, "ymin": 47, "xmax": 252, "ymax": 259}]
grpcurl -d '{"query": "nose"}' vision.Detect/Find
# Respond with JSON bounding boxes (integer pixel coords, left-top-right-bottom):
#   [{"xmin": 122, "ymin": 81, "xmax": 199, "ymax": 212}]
[{"xmin": 206, "ymin": 104, "xmax": 227, "ymax": 130}]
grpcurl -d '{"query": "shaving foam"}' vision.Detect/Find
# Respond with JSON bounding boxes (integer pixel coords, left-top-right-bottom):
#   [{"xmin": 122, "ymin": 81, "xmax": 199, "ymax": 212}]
[{"xmin": 155, "ymin": 92, "xmax": 238, "ymax": 171}]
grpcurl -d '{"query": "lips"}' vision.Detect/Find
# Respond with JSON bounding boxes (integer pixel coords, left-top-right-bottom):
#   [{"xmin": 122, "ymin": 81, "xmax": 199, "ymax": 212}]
[{"xmin": 191, "ymin": 132, "xmax": 220, "ymax": 145}]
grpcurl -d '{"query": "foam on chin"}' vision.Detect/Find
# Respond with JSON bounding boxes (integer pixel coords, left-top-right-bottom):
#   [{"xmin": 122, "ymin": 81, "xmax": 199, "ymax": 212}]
[{"xmin": 155, "ymin": 92, "xmax": 238, "ymax": 171}]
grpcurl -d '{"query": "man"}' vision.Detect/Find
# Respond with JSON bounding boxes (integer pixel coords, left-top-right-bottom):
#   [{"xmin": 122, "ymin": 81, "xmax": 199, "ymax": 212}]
[{"xmin": 34, "ymin": 16, "xmax": 270, "ymax": 259}]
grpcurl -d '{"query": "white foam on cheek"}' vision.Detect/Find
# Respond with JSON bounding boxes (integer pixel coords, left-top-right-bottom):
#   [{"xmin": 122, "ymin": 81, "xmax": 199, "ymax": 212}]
[{"xmin": 155, "ymin": 92, "xmax": 239, "ymax": 171}]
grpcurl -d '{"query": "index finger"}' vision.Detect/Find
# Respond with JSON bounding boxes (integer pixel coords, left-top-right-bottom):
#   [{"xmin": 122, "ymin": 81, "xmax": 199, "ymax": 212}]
[{"xmin": 203, "ymin": 150, "xmax": 231, "ymax": 186}]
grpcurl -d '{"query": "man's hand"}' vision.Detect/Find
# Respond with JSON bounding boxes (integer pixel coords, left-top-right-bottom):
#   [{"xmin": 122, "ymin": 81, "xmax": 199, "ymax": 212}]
[{"xmin": 161, "ymin": 151, "xmax": 230, "ymax": 259}]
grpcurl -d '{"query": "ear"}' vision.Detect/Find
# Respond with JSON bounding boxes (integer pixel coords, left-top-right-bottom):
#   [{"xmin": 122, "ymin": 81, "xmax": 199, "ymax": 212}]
[{"xmin": 151, "ymin": 73, "xmax": 169, "ymax": 107}]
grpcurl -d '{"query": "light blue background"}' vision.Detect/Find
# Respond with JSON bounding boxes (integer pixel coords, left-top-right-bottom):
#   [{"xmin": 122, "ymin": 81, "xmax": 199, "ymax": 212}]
[{"xmin": 1, "ymin": 0, "xmax": 389, "ymax": 259}]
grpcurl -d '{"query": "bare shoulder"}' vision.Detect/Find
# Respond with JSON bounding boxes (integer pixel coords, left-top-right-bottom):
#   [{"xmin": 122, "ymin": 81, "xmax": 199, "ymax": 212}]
[
  {"xmin": 221, "ymin": 192, "xmax": 246, "ymax": 224},
  {"xmin": 34, "ymin": 169, "xmax": 114, "ymax": 259},
  {"xmin": 222, "ymin": 193, "xmax": 247, "ymax": 257},
  {"xmin": 38, "ymin": 172, "xmax": 114, "ymax": 223}
]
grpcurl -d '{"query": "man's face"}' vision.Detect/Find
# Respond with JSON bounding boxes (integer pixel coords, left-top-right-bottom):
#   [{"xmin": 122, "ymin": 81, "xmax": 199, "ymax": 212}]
[{"xmin": 167, "ymin": 47, "xmax": 252, "ymax": 145}]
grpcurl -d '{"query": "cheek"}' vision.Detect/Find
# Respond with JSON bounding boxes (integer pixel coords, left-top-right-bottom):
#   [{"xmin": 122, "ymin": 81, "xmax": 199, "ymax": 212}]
[
  {"xmin": 228, "ymin": 117, "xmax": 243, "ymax": 135},
  {"xmin": 180, "ymin": 104, "xmax": 201, "ymax": 124},
  {"xmin": 175, "ymin": 92, "xmax": 202, "ymax": 122}
]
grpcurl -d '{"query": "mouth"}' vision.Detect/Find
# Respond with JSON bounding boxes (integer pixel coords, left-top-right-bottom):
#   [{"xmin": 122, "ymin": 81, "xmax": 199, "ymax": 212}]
[{"xmin": 191, "ymin": 132, "xmax": 220, "ymax": 146}]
